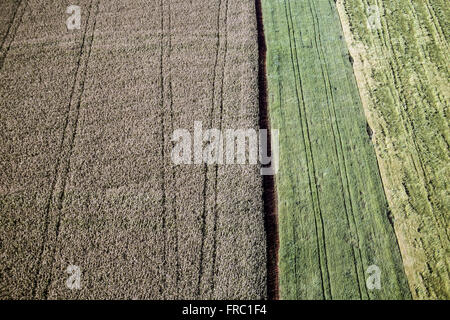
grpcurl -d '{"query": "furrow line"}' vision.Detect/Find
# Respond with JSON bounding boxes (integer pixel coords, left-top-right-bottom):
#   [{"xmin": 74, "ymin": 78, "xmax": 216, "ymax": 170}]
[
  {"xmin": 197, "ymin": 0, "xmax": 223, "ymax": 298},
  {"xmin": 309, "ymin": 0, "xmax": 366, "ymax": 299},
  {"xmin": 284, "ymin": 0, "xmax": 329, "ymax": 299},
  {"xmin": 44, "ymin": 0, "xmax": 101, "ymax": 299},
  {"xmin": 0, "ymin": 0, "xmax": 23, "ymax": 51},
  {"xmin": 159, "ymin": 0, "xmax": 167, "ymax": 298},
  {"xmin": 31, "ymin": 0, "xmax": 97, "ymax": 299},
  {"xmin": 288, "ymin": 0, "xmax": 333, "ymax": 299}
]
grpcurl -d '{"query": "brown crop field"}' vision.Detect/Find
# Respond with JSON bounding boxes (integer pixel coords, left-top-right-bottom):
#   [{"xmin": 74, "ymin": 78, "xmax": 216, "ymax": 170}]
[{"xmin": 0, "ymin": 0, "xmax": 266, "ymax": 299}]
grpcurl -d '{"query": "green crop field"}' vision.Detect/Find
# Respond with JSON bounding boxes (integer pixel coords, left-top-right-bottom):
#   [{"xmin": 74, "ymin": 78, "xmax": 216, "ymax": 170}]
[
  {"xmin": 261, "ymin": 0, "xmax": 411, "ymax": 299},
  {"xmin": 337, "ymin": 0, "xmax": 449, "ymax": 299}
]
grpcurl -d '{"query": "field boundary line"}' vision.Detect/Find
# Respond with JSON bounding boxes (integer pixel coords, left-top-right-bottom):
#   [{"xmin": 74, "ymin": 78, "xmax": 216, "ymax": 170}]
[{"xmin": 376, "ymin": 0, "xmax": 449, "ymax": 243}]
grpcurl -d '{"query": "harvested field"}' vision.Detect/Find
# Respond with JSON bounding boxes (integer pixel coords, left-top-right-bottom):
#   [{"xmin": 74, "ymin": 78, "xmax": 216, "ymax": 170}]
[
  {"xmin": 261, "ymin": 0, "xmax": 411, "ymax": 299},
  {"xmin": 0, "ymin": 0, "xmax": 266, "ymax": 299},
  {"xmin": 337, "ymin": 0, "xmax": 449, "ymax": 299}
]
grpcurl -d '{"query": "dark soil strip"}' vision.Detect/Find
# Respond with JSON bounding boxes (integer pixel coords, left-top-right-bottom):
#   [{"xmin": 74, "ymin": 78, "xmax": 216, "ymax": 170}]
[{"xmin": 255, "ymin": 0, "xmax": 279, "ymax": 300}]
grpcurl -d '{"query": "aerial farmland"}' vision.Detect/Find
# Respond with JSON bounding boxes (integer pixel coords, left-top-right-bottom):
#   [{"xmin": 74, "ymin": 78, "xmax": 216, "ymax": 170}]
[{"xmin": 0, "ymin": 0, "xmax": 448, "ymax": 302}]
